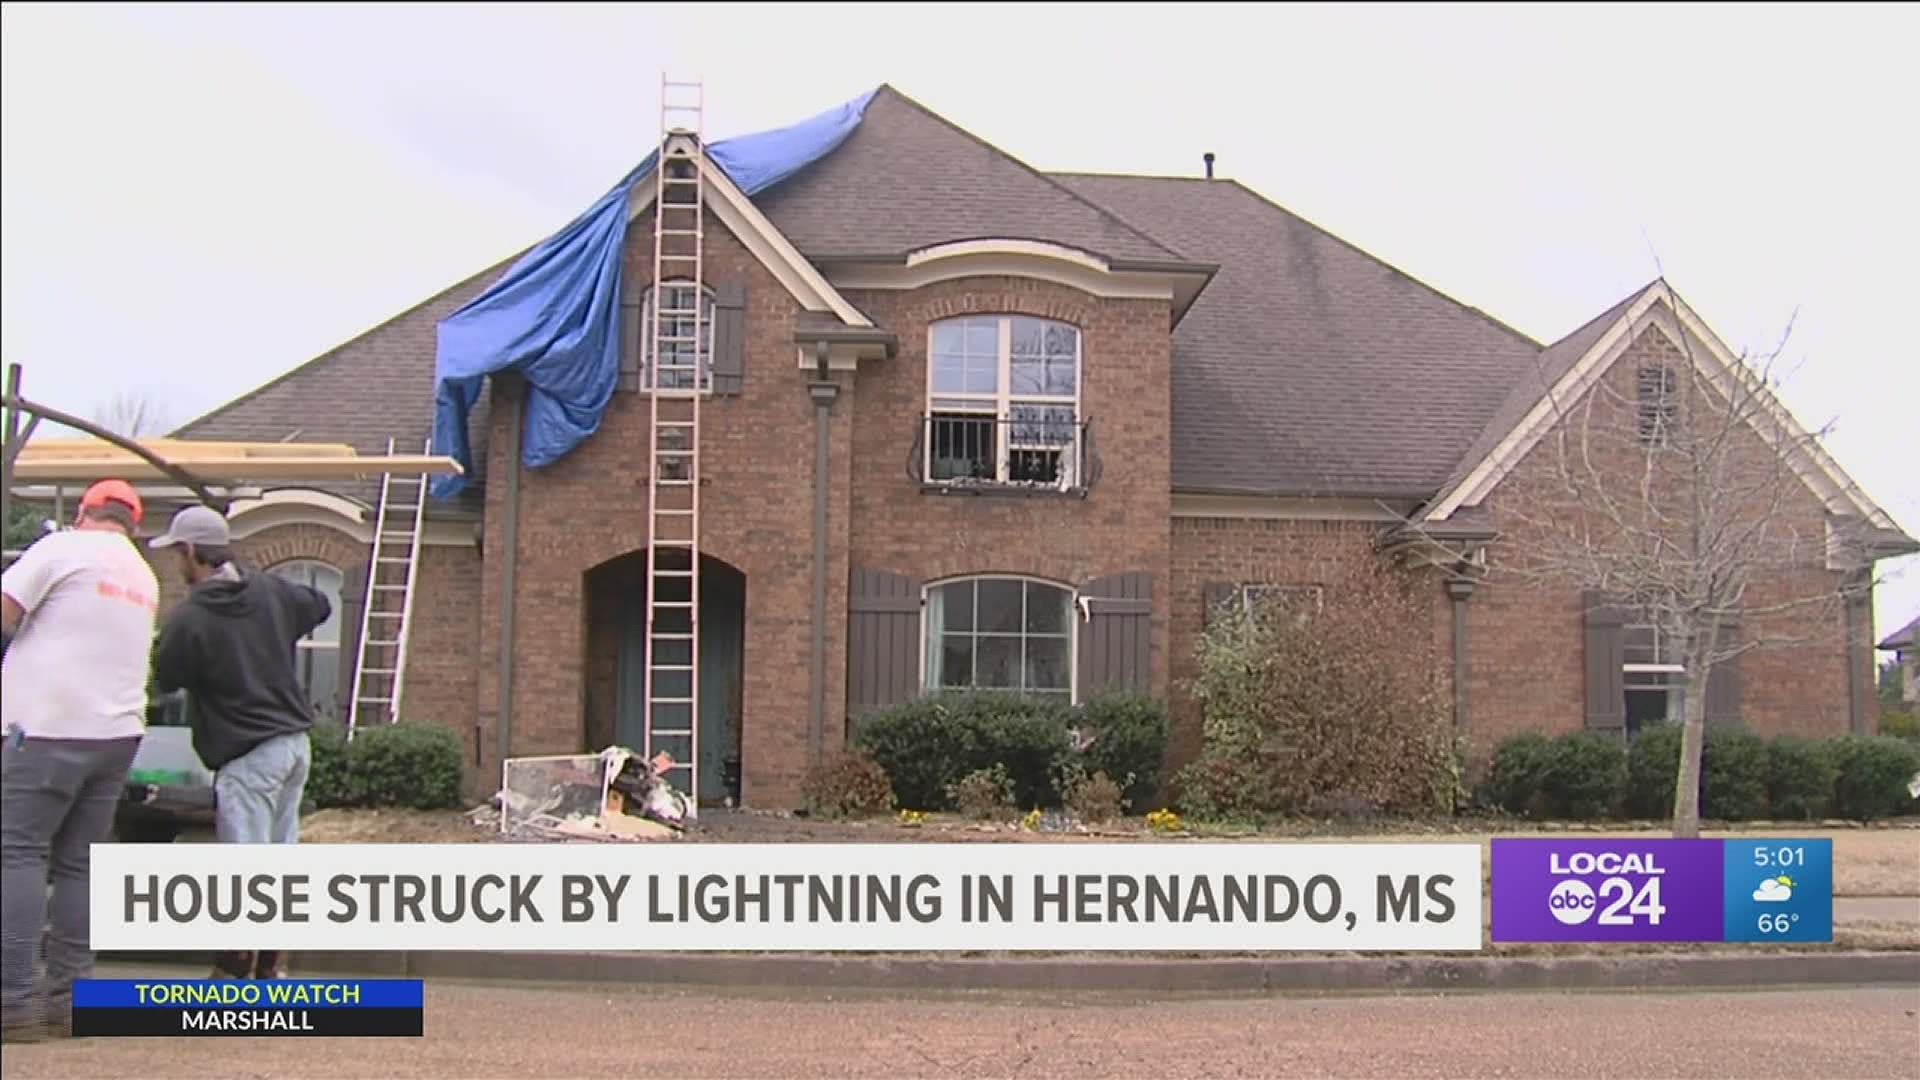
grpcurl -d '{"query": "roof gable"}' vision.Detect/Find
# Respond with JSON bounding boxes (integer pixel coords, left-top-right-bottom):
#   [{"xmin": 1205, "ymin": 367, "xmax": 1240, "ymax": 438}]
[
  {"xmin": 1422, "ymin": 281, "xmax": 1905, "ymax": 534},
  {"xmin": 1053, "ymin": 172, "xmax": 1544, "ymax": 497},
  {"xmin": 753, "ymin": 86, "xmax": 1187, "ymax": 265}
]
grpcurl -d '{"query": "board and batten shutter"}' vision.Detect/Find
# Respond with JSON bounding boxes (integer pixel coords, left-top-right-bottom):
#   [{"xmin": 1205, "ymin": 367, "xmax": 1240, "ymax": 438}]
[
  {"xmin": 847, "ymin": 567, "xmax": 921, "ymax": 722},
  {"xmin": 335, "ymin": 558, "xmax": 372, "ymax": 720},
  {"xmin": 1201, "ymin": 581, "xmax": 1237, "ymax": 629},
  {"xmin": 617, "ymin": 273, "xmax": 644, "ymax": 393},
  {"xmin": 1077, "ymin": 572, "xmax": 1152, "ymax": 696},
  {"xmin": 1704, "ymin": 618, "xmax": 1743, "ymax": 726},
  {"xmin": 710, "ymin": 281, "xmax": 746, "ymax": 396},
  {"xmin": 1582, "ymin": 590, "xmax": 1628, "ymax": 735}
]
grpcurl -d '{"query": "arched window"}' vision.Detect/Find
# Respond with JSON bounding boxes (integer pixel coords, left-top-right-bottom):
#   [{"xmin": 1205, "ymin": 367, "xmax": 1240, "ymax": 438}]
[
  {"xmin": 924, "ymin": 576, "xmax": 1074, "ymax": 701},
  {"xmin": 643, "ymin": 281, "xmax": 716, "ymax": 392},
  {"xmin": 925, "ymin": 315, "xmax": 1083, "ymax": 487},
  {"xmin": 269, "ymin": 559, "xmax": 344, "ymax": 719}
]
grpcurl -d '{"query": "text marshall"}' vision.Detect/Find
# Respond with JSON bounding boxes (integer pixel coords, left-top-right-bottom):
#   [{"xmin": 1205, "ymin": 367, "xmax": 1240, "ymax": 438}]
[{"xmin": 182, "ymin": 1009, "xmax": 315, "ymax": 1033}]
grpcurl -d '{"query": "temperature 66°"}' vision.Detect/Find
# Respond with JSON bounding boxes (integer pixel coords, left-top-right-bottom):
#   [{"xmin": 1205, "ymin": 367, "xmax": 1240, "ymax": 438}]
[{"xmin": 1757, "ymin": 913, "xmax": 1800, "ymax": 934}]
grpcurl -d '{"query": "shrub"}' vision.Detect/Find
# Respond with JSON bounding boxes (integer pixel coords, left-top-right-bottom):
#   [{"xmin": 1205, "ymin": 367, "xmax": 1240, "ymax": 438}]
[
  {"xmin": 1072, "ymin": 693, "xmax": 1168, "ymax": 813},
  {"xmin": 800, "ymin": 750, "xmax": 896, "ymax": 819},
  {"xmin": 1541, "ymin": 733, "xmax": 1625, "ymax": 820},
  {"xmin": 1180, "ymin": 564, "xmax": 1454, "ymax": 820},
  {"xmin": 1485, "ymin": 733, "xmax": 1557, "ymax": 817},
  {"xmin": 852, "ymin": 696, "xmax": 982, "ymax": 811},
  {"xmin": 1828, "ymin": 735, "xmax": 1920, "ymax": 821},
  {"xmin": 1624, "ymin": 724, "xmax": 1682, "ymax": 819},
  {"xmin": 947, "ymin": 765, "xmax": 1016, "ymax": 820},
  {"xmin": 1059, "ymin": 766, "xmax": 1126, "ymax": 824},
  {"xmin": 853, "ymin": 691, "xmax": 1074, "ymax": 811},
  {"xmin": 1765, "ymin": 737, "xmax": 1838, "ymax": 821},
  {"xmin": 1173, "ymin": 752, "xmax": 1262, "ymax": 822},
  {"xmin": 1702, "ymin": 727, "xmax": 1770, "ymax": 821},
  {"xmin": 1882, "ymin": 705, "xmax": 1920, "ymax": 740},
  {"xmin": 344, "ymin": 723, "xmax": 464, "ymax": 810},
  {"xmin": 306, "ymin": 719, "xmax": 352, "ymax": 809}
]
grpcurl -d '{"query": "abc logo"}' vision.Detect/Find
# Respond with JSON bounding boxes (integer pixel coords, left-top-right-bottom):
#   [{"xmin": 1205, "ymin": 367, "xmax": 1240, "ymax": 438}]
[{"xmin": 1548, "ymin": 879, "xmax": 1596, "ymax": 925}]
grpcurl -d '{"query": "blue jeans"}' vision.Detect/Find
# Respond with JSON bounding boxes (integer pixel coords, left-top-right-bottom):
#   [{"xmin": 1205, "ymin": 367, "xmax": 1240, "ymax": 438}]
[
  {"xmin": 1, "ymin": 735, "xmax": 141, "ymax": 1022},
  {"xmin": 214, "ymin": 732, "xmax": 310, "ymax": 845}
]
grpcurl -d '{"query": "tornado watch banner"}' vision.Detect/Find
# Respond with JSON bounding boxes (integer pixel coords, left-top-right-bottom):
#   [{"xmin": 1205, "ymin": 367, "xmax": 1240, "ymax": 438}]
[
  {"xmin": 92, "ymin": 843, "xmax": 1482, "ymax": 952},
  {"xmin": 71, "ymin": 979, "xmax": 423, "ymax": 1038},
  {"xmin": 1489, "ymin": 838, "xmax": 1833, "ymax": 943}
]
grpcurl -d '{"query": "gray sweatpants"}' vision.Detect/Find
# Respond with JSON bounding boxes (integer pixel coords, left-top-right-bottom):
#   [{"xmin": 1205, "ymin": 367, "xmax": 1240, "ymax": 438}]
[{"xmin": 0, "ymin": 735, "xmax": 140, "ymax": 1022}]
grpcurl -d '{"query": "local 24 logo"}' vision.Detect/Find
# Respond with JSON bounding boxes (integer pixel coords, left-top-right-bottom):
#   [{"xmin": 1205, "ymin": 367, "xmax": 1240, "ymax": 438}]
[{"xmin": 1546, "ymin": 851, "xmax": 1666, "ymax": 926}]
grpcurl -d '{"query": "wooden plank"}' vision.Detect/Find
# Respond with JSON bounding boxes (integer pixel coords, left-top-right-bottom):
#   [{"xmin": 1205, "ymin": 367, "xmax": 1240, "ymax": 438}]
[
  {"xmin": 20, "ymin": 438, "xmax": 362, "ymax": 459},
  {"xmin": 9, "ymin": 454, "xmax": 463, "ymax": 483}
]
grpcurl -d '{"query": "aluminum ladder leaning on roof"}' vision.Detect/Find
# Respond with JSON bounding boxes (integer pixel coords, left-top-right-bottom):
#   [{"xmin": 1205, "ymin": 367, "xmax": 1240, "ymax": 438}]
[
  {"xmin": 641, "ymin": 75, "xmax": 707, "ymax": 814},
  {"xmin": 347, "ymin": 436, "xmax": 431, "ymax": 740}
]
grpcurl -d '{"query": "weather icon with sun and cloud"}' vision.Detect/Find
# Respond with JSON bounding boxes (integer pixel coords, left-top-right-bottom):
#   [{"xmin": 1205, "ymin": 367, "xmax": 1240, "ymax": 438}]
[
  {"xmin": 1752, "ymin": 876, "xmax": 1794, "ymax": 902},
  {"xmin": 1723, "ymin": 840, "xmax": 1832, "ymax": 943}
]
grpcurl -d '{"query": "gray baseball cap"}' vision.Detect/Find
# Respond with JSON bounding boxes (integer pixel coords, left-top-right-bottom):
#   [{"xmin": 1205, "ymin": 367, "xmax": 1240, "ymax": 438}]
[{"xmin": 148, "ymin": 505, "xmax": 231, "ymax": 549}]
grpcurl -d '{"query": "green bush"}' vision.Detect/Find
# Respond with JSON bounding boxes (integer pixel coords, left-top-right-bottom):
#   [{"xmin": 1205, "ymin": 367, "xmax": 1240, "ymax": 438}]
[
  {"xmin": 800, "ymin": 749, "xmax": 896, "ymax": 819},
  {"xmin": 854, "ymin": 692, "xmax": 1076, "ymax": 811},
  {"xmin": 1625, "ymin": 724, "xmax": 1682, "ymax": 819},
  {"xmin": 1702, "ymin": 727, "xmax": 1770, "ymax": 821},
  {"xmin": 306, "ymin": 719, "xmax": 352, "ymax": 809},
  {"xmin": 1542, "ymin": 733, "xmax": 1626, "ymax": 819},
  {"xmin": 1073, "ymin": 693, "xmax": 1168, "ymax": 812},
  {"xmin": 1828, "ymin": 735, "xmax": 1920, "ymax": 821},
  {"xmin": 343, "ymin": 723, "xmax": 464, "ymax": 810},
  {"xmin": 1172, "ymin": 752, "xmax": 1262, "ymax": 822},
  {"xmin": 1765, "ymin": 737, "xmax": 1838, "ymax": 820},
  {"xmin": 1882, "ymin": 705, "xmax": 1920, "ymax": 740},
  {"xmin": 1485, "ymin": 732, "xmax": 1557, "ymax": 816}
]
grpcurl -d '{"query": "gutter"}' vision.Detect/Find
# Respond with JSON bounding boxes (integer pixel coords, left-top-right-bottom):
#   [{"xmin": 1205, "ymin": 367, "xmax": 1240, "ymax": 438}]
[
  {"xmin": 807, "ymin": 342, "xmax": 838, "ymax": 773},
  {"xmin": 495, "ymin": 376, "xmax": 525, "ymax": 771}
]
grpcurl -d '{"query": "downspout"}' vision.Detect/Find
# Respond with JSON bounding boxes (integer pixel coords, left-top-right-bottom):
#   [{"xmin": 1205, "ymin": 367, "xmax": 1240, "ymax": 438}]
[
  {"xmin": 807, "ymin": 341, "xmax": 838, "ymax": 772},
  {"xmin": 1446, "ymin": 573, "xmax": 1476, "ymax": 736},
  {"xmin": 496, "ymin": 376, "xmax": 526, "ymax": 773}
]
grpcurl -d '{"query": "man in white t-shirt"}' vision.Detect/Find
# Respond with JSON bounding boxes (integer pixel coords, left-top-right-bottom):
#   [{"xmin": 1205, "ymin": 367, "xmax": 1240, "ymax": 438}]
[{"xmin": 1, "ymin": 480, "xmax": 159, "ymax": 1044}]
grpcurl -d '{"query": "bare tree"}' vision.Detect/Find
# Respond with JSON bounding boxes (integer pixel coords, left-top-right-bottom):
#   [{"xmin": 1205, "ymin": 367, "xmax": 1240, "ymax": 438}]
[
  {"xmin": 1486, "ymin": 295, "xmax": 1893, "ymax": 837},
  {"xmin": 91, "ymin": 392, "xmax": 172, "ymax": 439}
]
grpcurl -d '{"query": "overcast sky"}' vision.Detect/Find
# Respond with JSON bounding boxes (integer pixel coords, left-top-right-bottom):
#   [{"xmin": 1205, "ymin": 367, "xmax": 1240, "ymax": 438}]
[{"xmin": 3, "ymin": 2, "xmax": 1915, "ymax": 640}]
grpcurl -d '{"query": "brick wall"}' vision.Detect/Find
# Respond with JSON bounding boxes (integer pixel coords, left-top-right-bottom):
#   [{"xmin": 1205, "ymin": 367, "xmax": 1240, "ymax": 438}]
[
  {"xmin": 471, "ymin": 212, "xmax": 849, "ymax": 807},
  {"xmin": 844, "ymin": 278, "xmax": 1174, "ymax": 706},
  {"xmin": 1470, "ymin": 324, "xmax": 1859, "ymax": 756},
  {"xmin": 1167, "ymin": 517, "xmax": 1438, "ymax": 772}
]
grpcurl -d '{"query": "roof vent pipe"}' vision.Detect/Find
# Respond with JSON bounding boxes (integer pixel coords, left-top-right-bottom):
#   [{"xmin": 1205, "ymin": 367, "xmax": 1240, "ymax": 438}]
[{"xmin": 1203, "ymin": 152, "xmax": 1215, "ymax": 179}]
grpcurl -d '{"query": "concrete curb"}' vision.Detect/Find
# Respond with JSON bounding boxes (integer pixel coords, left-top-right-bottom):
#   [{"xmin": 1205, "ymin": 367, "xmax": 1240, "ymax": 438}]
[{"xmin": 103, "ymin": 949, "xmax": 1920, "ymax": 995}]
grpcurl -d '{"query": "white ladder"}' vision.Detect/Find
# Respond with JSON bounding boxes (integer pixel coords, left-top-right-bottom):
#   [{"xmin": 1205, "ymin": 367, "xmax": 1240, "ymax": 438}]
[
  {"xmin": 347, "ymin": 437, "xmax": 431, "ymax": 740},
  {"xmin": 642, "ymin": 75, "xmax": 706, "ymax": 812}
]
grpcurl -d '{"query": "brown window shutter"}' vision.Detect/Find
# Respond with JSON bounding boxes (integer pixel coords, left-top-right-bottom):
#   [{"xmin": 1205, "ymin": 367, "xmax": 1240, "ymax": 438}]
[
  {"xmin": 1078, "ymin": 572, "xmax": 1153, "ymax": 697},
  {"xmin": 1582, "ymin": 590, "xmax": 1627, "ymax": 735},
  {"xmin": 618, "ymin": 274, "xmax": 643, "ymax": 393},
  {"xmin": 336, "ymin": 558, "xmax": 371, "ymax": 721},
  {"xmin": 1704, "ymin": 619, "xmax": 1742, "ymax": 726},
  {"xmin": 710, "ymin": 281, "xmax": 746, "ymax": 396},
  {"xmin": 847, "ymin": 567, "xmax": 921, "ymax": 722},
  {"xmin": 1201, "ymin": 581, "xmax": 1237, "ymax": 629}
]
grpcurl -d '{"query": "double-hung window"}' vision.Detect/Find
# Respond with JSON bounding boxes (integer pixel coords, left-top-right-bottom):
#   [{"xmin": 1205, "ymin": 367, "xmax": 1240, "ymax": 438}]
[
  {"xmin": 925, "ymin": 315, "xmax": 1081, "ymax": 486},
  {"xmin": 1623, "ymin": 621, "xmax": 1686, "ymax": 734}
]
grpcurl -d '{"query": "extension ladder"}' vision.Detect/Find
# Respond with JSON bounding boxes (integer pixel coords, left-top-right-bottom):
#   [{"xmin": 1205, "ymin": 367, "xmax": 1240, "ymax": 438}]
[
  {"xmin": 347, "ymin": 436, "xmax": 431, "ymax": 740},
  {"xmin": 641, "ymin": 75, "xmax": 707, "ymax": 812}
]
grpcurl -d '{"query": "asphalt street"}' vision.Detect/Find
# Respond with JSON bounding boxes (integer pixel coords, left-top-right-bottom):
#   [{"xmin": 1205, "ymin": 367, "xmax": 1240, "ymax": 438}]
[{"xmin": 4, "ymin": 965, "xmax": 1917, "ymax": 1078}]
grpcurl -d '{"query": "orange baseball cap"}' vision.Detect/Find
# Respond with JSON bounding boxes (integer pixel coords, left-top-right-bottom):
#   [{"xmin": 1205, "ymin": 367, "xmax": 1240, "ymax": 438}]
[{"xmin": 79, "ymin": 479, "xmax": 144, "ymax": 526}]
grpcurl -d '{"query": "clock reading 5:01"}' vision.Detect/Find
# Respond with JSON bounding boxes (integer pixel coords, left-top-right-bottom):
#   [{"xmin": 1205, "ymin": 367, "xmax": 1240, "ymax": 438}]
[{"xmin": 1751, "ymin": 846, "xmax": 1807, "ymax": 868}]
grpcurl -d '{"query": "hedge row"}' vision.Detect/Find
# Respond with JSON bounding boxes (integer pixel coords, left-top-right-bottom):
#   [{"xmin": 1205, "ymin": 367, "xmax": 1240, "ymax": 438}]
[
  {"xmin": 849, "ymin": 691, "xmax": 1168, "ymax": 813},
  {"xmin": 1485, "ymin": 726, "xmax": 1920, "ymax": 822},
  {"xmin": 307, "ymin": 719, "xmax": 465, "ymax": 811}
]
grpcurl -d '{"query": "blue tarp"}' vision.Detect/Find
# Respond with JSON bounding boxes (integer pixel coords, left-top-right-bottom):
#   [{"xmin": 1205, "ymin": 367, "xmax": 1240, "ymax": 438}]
[{"xmin": 429, "ymin": 88, "xmax": 879, "ymax": 498}]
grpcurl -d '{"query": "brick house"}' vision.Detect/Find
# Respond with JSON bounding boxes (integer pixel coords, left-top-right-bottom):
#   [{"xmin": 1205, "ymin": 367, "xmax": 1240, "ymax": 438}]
[
  {"xmin": 142, "ymin": 85, "xmax": 1913, "ymax": 807},
  {"xmin": 1880, "ymin": 615, "xmax": 1919, "ymax": 705}
]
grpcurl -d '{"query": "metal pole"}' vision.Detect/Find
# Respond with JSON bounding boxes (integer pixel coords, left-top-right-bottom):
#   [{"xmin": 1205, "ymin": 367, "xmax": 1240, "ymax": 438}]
[
  {"xmin": 496, "ymin": 376, "xmax": 525, "ymax": 771},
  {"xmin": 1, "ymin": 364, "xmax": 19, "ymax": 548},
  {"xmin": 807, "ymin": 343, "xmax": 837, "ymax": 771}
]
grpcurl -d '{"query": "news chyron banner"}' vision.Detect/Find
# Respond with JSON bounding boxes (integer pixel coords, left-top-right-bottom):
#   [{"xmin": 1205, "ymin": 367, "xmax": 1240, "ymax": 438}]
[
  {"xmin": 71, "ymin": 979, "xmax": 422, "ymax": 1038},
  {"xmin": 1490, "ymin": 838, "xmax": 1833, "ymax": 943},
  {"xmin": 91, "ymin": 843, "xmax": 1482, "ymax": 952}
]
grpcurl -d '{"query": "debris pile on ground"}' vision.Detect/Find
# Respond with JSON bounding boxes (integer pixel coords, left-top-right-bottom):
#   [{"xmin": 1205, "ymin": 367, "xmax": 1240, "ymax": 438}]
[{"xmin": 492, "ymin": 747, "xmax": 691, "ymax": 842}]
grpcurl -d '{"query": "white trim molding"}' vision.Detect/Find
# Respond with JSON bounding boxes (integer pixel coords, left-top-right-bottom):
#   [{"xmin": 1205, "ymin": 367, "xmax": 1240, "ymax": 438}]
[
  {"xmin": 1424, "ymin": 282, "xmax": 1898, "ymax": 531},
  {"xmin": 221, "ymin": 487, "xmax": 471, "ymax": 548},
  {"xmin": 627, "ymin": 135, "xmax": 872, "ymax": 328},
  {"xmin": 1172, "ymin": 493, "xmax": 1419, "ymax": 522},
  {"xmin": 817, "ymin": 238, "xmax": 1213, "ymax": 319}
]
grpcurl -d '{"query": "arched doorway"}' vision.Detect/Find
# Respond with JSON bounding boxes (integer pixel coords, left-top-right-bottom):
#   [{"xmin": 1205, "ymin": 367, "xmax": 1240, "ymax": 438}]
[{"xmin": 584, "ymin": 549, "xmax": 746, "ymax": 807}]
